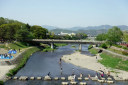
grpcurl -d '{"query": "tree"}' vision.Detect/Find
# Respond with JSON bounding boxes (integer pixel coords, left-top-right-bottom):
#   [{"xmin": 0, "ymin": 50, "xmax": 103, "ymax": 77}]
[
  {"xmin": 26, "ymin": 23, "xmax": 31, "ymax": 31},
  {"xmin": 76, "ymin": 33, "xmax": 87, "ymax": 39},
  {"xmin": 123, "ymin": 31, "xmax": 128, "ymax": 43},
  {"xmin": 96, "ymin": 33, "xmax": 107, "ymax": 41},
  {"xmin": 15, "ymin": 29, "xmax": 33, "ymax": 41},
  {"xmin": 107, "ymin": 26, "xmax": 123, "ymax": 45},
  {"xmin": 30, "ymin": 25, "xmax": 48, "ymax": 39}
]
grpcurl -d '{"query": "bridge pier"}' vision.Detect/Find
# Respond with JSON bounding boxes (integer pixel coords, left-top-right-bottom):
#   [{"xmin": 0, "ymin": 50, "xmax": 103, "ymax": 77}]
[
  {"xmin": 79, "ymin": 44, "xmax": 82, "ymax": 51},
  {"xmin": 51, "ymin": 43, "xmax": 54, "ymax": 49}
]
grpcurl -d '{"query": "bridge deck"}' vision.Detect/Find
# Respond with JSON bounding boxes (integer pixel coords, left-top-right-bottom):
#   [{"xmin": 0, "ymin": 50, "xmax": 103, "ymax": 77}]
[{"xmin": 31, "ymin": 39, "xmax": 104, "ymax": 44}]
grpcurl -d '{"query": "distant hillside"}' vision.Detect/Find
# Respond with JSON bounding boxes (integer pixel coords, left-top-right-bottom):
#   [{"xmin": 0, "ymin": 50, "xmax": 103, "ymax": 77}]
[
  {"xmin": 51, "ymin": 29, "xmax": 76, "ymax": 34},
  {"xmin": 69, "ymin": 25, "xmax": 128, "ymax": 31},
  {"xmin": 43, "ymin": 25, "xmax": 128, "ymax": 36}
]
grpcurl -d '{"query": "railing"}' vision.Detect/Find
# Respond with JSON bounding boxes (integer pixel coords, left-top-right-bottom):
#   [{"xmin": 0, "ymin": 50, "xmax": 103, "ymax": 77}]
[{"xmin": 31, "ymin": 39, "xmax": 104, "ymax": 44}]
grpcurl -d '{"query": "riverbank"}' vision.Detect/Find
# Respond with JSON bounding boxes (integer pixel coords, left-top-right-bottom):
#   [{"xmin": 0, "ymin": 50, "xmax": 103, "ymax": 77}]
[
  {"xmin": 62, "ymin": 52, "xmax": 128, "ymax": 79},
  {"xmin": 6, "ymin": 47, "xmax": 41, "ymax": 77},
  {"xmin": 0, "ymin": 43, "xmax": 67, "ymax": 82},
  {"xmin": 0, "ymin": 47, "xmax": 41, "ymax": 82}
]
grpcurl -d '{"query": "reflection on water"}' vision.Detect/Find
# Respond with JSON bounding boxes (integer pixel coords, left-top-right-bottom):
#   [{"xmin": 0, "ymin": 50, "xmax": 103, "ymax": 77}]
[{"xmin": 5, "ymin": 44, "xmax": 128, "ymax": 85}]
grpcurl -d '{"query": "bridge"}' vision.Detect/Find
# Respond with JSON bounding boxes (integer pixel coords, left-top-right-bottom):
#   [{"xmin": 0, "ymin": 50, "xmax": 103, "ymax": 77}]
[{"xmin": 31, "ymin": 39, "xmax": 104, "ymax": 50}]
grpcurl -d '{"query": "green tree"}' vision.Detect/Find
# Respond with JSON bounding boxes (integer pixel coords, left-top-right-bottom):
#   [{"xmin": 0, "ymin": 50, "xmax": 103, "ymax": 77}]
[
  {"xmin": 107, "ymin": 26, "xmax": 123, "ymax": 45},
  {"xmin": 123, "ymin": 31, "xmax": 128, "ymax": 42},
  {"xmin": 76, "ymin": 33, "xmax": 87, "ymax": 39},
  {"xmin": 96, "ymin": 33, "xmax": 107, "ymax": 41},
  {"xmin": 26, "ymin": 23, "xmax": 31, "ymax": 31},
  {"xmin": 30, "ymin": 25, "xmax": 48, "ymax": 39},
  {"xmin": 15, "ymin": 29, "xmax": 33, "ymax": 41}
]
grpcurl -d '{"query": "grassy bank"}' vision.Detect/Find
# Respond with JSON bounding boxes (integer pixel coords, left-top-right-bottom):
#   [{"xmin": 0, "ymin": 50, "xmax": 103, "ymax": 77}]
[
  {"xmin": 42, "ymin": 43, "xmax": 67, "ymax": 52},
  {"xmin": 0, "ymin": 42, "xmax": 30, "ymax": 51},
  {"xmin": 107, "ymin": 48, "xmax": 128, "ymax": 56},
  {"xmin": 6, "ymin": 47, "xmax": 41, "ymax": 77},
  {"xmin": 99, "ymin": 53, "xmax": 128, "ymax": 71},
  {"xmin": 54, "ymin": 43, "xmax": 67, "ymax": 47},
  {"xmin": 88, "ymin": 45, "xmax": 128, "ymax": 71},
  {"xmin": 7, "ymin": 42, "xmax": 29, "ymax": 50},
  {"xmin": 88, "ymin": 48, "xmax": 98, "ymax": 55}
]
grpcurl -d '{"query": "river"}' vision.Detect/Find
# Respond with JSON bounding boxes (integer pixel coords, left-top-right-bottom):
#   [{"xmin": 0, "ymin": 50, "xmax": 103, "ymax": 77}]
[{"xmin": 5, "ymin": 44, "xmax": 128, "ymax": 85}]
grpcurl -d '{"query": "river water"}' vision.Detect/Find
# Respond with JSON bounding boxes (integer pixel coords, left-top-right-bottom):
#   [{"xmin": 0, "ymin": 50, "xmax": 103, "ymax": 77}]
[{"xmin": 5, "ymin": 44, "xmax": 128, "ymax": 85}]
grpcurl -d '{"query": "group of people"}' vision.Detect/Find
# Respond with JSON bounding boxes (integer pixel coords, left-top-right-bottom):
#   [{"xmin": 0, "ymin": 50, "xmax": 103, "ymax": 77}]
[
  {"xmin": 0, "ymin": 53, "xmax": 12, "ymax": 59},
  {"xmin": 0, "ymin": 49, "xmax": 19, "ymax": 59},
  {"xmin": 94, "ymin": 68, "xmax": 111, "ymax": 79},
  {"xmin": 8, "ymin": 49, "xmax": 17, "ymax": 54}
]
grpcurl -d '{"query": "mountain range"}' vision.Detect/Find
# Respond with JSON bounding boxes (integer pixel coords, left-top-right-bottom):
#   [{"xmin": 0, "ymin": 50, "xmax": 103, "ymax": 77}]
[{"xmin": 42, "ymin": 25, "xmax": 128, "ymax": 36}]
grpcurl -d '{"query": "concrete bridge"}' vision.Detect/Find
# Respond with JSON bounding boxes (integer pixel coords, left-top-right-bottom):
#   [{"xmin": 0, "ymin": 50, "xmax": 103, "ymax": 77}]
[{"xmin": 31, "ymin": 39, "xmax": 104, "ymax": 50}]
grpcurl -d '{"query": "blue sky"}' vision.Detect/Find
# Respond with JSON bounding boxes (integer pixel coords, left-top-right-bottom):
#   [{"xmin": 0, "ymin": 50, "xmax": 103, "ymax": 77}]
[{"xmin": 0, "ymin": 0, "xmax": 128, "ymax": 28}]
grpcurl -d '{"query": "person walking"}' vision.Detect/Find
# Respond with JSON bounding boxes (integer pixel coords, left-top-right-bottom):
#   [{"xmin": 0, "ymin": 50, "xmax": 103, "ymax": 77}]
[
  {"xmin": 60, "ymin": 67, "xmax": 63, "ymax": 75},
  {"xmin": 59, "ymin": 58, "xmax": 62, "ymax": 65},
  {"xmin": 107, "ymin": 71, "xmax": 110, "ymax": 77},
  {"xmin": 80, "ymin": 73, "xmax": 83, "ymax": 78},
  {"xmin": 72, "ymin": 68, "xmax": 75, "ymax": 75},
  {"xmin": 19, "ymin": 48, "xmax": 20, "ymax": 52}
]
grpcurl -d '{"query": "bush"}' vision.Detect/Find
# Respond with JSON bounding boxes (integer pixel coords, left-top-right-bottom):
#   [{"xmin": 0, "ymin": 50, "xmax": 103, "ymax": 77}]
[
  {"xmin": 0, "ymin": 81, "xmax": 4, "ymax": 85},
  {"xmin": 89, "ymin": 48, "xmax": 98, "ymax": 55},
  {"xmin": 88, "ymin": 45, "xmax": 93, "ymax": 49},
  {"xmin": 122, "ymin": 51, "xmax": 128, "ymax": 55},
  {"xmin": 122, "ymin": 46, "xmax": 128, "ymax": 50},
  {"xmin": 113, "ymin": 44, "xmax": 122, "ymax": 48},
  {"xmin": 100, "ymin": 43, "xmax": 107, "ymax": 49}
]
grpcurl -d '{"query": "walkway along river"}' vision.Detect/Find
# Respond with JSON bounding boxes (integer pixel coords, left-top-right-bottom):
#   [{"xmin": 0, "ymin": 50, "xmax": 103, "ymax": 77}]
[{"xmin": 5, "ymin": 44, "xmax": 128, "ymax": 85}]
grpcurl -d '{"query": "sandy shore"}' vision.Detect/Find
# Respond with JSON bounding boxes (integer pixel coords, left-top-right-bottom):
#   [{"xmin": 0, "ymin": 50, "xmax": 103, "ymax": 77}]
[
  {"xmin": 0, "ymin": 65, "xmax": 16, "ymax": 80},
  {"xmin": 62, "ymin": 52, "xmax": 128, "ymax": 79}
]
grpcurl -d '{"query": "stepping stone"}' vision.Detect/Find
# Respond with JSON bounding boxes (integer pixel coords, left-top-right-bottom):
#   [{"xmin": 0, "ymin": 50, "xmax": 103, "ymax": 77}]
[
  {"xmin": 37, "ymin": 77, "xmax": 42, "ymax": 80},
  {"xmin": 101, "ymin": 78, "xmax": 105, "ymax": 80},
  {"xmin": 13, "ymin": 77, "xmax": 18, "ymax": 80},
  {"xmin": 107, "ymin": 77, "xmax": 112, "ymax": 80},
  {"xmin": 19, "ymin": 76, "xmax": 28, "ymax": 80},
  {"xmin": 30, "ymin": 77, "xmax": 35, "ymax": 80},
  {"xmin": 68, "ymin": 76, "xmax": 72, "ymax": 81},
  {"xmin": 54, "ymin": 77, "xmax": 59, "ymax": 80},
  {"xmin": 44, "ymin": 76, "xmax": 51, "ymax": 80},
  {"xmin": 79, "ymin": 82, "xmax": 87, "ymax": 85},
  {"xmin": 61, "ymin": 77, "xmax": 65, "ymax": 80},
  {"xmin": 78, "ymin": 77, "xmax": 82, "ymax": 81},
  {"xmin": 62, "ymin": 82, "xmax": 69, "ymax": 85},
  {"xmin": 70, "ymin": 81, "xmax": 77, "ymax": 85},
  {"xmin": 98, "ymin": 79, "xmax": 104, "ymax": 83},
  {"xmin": 7, "ymin": 77, "xmax": 11, "ymax": 80},
  {"xmin": 107, "ymin": 81, "xmax": 114, "ymax": 83},
  {"xmin": 91, "ymin": 77, "xmax": 98, "ymax": 81},
  {"xmin": 84, "ymin": 77, "xmax": 89, "ymax": 80}
]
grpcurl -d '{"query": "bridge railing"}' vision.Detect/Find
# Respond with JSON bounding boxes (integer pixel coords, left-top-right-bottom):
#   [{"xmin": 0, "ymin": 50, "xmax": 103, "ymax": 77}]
[{"xmin": 32, "ymin": 39, "xmax": 104, "ymax": 44}]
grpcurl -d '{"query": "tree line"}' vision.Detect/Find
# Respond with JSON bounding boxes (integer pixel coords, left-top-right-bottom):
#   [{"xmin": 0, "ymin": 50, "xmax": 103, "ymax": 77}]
[
  {"xmin": 96, "ymin": 26, "xmax": 128, "ymax": 45},
  {"xmin": 0, "ymin": 17, "xmax": 87, "ymax": 42}
]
